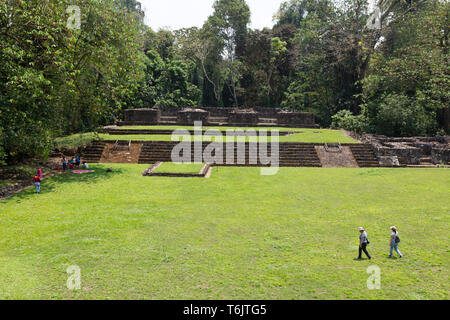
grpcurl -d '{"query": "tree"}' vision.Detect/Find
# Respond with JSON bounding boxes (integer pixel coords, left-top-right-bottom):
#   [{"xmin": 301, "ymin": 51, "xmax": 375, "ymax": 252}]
[
  {"xmin": 0, "ymin": 0, "xmax": 146, "ymax": 164},
  {"xmin": 362, "ymin": 0, "xmax": 449, "ymax": 135},
  {"xmin": 132, "ymin": 49, "xmax": 200, "ymax": 109},
  {"xmin": 207, "ymin": 0, "xmax": 251, "ymax": 107},
  {"xmin": 175, "ymin": 27, "xmax": 224, "ymax": 105},
  {"xmin": 274, "ymin": 0, "xmax": 335, "ymax": 28},
  {"xmin": 279, "ymin": 0, "xmax": 377, "ymax": 125}
]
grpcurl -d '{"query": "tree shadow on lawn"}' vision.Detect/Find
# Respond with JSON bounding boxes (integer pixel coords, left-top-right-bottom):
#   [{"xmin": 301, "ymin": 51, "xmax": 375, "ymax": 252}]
[{"xmin": 1, "ymin": 165, "xmax": 124, "ymax": 204}]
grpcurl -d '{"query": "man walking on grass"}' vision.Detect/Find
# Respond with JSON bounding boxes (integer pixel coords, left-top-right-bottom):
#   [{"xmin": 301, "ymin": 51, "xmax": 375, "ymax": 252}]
[
  {"xmin": 389, "ymin": 226, "xmax": 403, "ymax": 258},
  {"xmin": 357, "ymin": 227, "xmax": 372, "ymax": 260}
]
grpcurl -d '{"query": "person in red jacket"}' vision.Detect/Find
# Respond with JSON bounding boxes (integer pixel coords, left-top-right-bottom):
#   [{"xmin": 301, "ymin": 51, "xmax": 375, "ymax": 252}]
[{"xmin": 32, "ymin": 175, "xmax": 41, "ymax": 194}]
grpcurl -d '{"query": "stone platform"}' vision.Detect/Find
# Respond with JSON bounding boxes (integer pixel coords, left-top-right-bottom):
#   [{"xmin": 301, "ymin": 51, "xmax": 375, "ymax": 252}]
[
  {"xmin": 82, "ymin": 141, "xmax": 382, "ymax": 168},
  {"xmin": 119, "ymin": 107, "xmax": 319, "ymax": 128}
]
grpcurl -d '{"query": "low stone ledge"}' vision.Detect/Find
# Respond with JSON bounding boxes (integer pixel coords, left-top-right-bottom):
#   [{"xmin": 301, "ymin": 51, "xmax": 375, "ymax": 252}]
[{"xmin": 177, "ymin": 108, "xmax": 210, "ymax": 125}]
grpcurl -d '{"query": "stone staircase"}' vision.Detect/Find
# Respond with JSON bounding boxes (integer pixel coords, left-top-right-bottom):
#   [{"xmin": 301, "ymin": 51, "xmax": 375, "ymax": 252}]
[
  {"xmin": 278, "ymin": 144, "xmax": 321, "ymax": 167},
  {"xmin": 82, "ymin": 141, "xmax": 106, "ymax": 163},
  {"xmin": 419, "ymin": 157, "xmax": 434, "ymax": 166},
  {"xmin": 208, "ymin": 116, "xmax": 229, "ymax": 125},
  {"xmin": 138, "ymin": 142, "xmax": 176, "ymax": 164},
  {"xmin": 258, "ymin": 118, "xmax": 278, "ymax": 126},
  {"xmin": 349, "ymin": 144, "xmax": 380, "ymax": 167},
  {"xmin": 160, "ymin": 116, "xmax": 178, "ymax": 124},
  {"xmin": 138, "ymin": 141, "xmax": 321, "ymax": 167}
]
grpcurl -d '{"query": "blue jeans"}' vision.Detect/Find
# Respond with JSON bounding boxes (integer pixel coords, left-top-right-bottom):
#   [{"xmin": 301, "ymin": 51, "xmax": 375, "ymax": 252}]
[
  {"xmin": 390, "ymin": 242, "xmax": 402, "ymax": 257},
  {"xmin": 34, "ymin": 182, "xmax": 40, "ymax": 193}
]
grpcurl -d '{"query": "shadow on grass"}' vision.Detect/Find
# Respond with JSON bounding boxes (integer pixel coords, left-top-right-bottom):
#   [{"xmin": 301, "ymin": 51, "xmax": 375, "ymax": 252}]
[{"xmin": 1, "ymin": 165, "xmax": 124, "ymax": 204}]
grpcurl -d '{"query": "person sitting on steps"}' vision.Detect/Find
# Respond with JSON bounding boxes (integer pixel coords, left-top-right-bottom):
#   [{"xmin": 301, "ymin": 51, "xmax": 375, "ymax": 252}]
[{"xmin": 69, "ymin": 158, "xmax": 75, "ymax": 170}]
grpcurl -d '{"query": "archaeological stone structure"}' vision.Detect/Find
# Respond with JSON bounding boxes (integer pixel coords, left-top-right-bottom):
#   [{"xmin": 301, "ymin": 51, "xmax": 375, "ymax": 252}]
[
  {"xmin": 119, "ymin": 107, "xmax": 319, "ymax": 128},
  {"xmin": 355, "ymin": 134, "xmax": 450, "ymax": 166},
  {"xmin": 122, "ymin": 108, "xmax": 161, "ymax": 125}
]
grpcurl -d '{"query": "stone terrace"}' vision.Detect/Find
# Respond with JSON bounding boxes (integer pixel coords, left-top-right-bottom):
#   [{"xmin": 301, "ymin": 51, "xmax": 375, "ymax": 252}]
[{"xmin": 118, "ymin": 107, "xmax": 319, "ymax": 128}]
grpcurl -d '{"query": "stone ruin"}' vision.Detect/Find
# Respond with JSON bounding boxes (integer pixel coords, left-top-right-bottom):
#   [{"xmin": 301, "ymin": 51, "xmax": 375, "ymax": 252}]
[
  {"xmin": 228, "ymin": 108, "xmax": 259, "ymax": 125},
  {"xmin": 120, "ymin": 107, "xmax": 319, "ymax": 128},
  {"xmin": 277, "ymin": 110, "xmax": 316, "ymax": 127},
  {"xmin": 177, "ymin": 108, "xmax": 210, "ymax": 125},
  {"xmin": 356, "ymin": 134, "xmax": 450, "ymax": 166},
  {"xmin": 123, "ymin": 108, "xmax": 161, "ymax": 125}
]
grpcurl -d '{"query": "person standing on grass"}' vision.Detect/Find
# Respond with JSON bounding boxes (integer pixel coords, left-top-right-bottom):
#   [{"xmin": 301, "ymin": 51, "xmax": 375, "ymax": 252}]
[
  {"xmin": 75, "ymin": 155, "xmax": 81, "ymax": 168},
  {"xmin": 32, "ymin": 175, "xmax": 41, "ymax": 194},
  {"xmin": 357, "ymin": 227, "xmax": 371, "ymax": 260},
  {"xmin": 62, "ymin": 157, "xmax": 67, "ymax": 172},
  {"xmin": 389, "ymin": 226, "xmax": 403, "ymax": 258},
  {"xmin": 37, "ymin": 167, "xmax": 42, "ymax": 178}
]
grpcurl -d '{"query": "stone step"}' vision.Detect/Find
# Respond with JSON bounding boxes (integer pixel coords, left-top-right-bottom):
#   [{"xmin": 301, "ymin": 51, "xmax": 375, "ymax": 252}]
[{"xmin": 161, "ymin": 116, "xmax": 177, "ymax": 120}]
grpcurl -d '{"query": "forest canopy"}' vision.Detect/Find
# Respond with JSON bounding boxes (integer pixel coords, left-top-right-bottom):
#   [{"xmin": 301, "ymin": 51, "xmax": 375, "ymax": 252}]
[{"xmin": 0, "ymin": 0, "xmax": 448, "ymax": 164}]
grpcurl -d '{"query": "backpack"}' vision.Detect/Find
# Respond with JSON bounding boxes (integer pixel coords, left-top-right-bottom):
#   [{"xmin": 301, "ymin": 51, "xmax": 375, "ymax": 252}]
[{"xmin": 395, "ymin": 235, "xmax": 400, "ymax": 243}]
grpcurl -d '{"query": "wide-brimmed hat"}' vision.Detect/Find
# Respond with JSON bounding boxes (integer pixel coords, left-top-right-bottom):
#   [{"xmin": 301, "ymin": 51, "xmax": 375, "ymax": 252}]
[
  {"xmin": 390, "ymin": 226, "xmax": 397, "ymax": 230},
  {"xmin": 359, "ymin": 227, "xmax": 365, "ymax": 231}
]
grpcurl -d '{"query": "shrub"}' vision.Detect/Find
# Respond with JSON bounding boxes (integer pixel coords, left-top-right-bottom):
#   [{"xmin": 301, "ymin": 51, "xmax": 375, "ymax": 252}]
[
  {"xmin": 373, "ymin": 93, "xmax": 436, "ymax": 137},
  {"xmin": 331, "ymin": 110, "xmax": 367, "ymax": 134}
]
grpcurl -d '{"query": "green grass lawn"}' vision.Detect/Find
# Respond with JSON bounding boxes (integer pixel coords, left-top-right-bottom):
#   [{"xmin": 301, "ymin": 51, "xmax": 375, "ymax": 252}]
[
  {"xmin": 99, "ymin": 128, "xmax": 359, "ymax": 144},
  {"xmin": 54, "ymin": 133, "xmax": 100, "ymax": 150},
  {"xmin": 0, "ymin": 164, "xmax": 448, "ymax": 300},
  {"xmin": 118, "ymin": 125, "xmax": 309, "ymax": 131},
  {"xmin": 152, "ymin": 162, "xmax": 205, "ymax": 174}
]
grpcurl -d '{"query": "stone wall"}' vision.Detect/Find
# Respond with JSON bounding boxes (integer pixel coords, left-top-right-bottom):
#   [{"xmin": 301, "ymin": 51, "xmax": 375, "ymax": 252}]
[
  {"xmin": 277, "ymin": 112, "xmax": 316, "ymax": 127},
  {"xmin": 160, "ymin": 107, "xmax": 282, "ymax": 118},
  {"xmin": 228, "ymin": 110, "xmax": 259, "ymax": 125},
  {"xmin": 432, "ymin": 148, "xmax": 450, "ymax": 165},
  {"xmin": 354, "ymin": 134, "xmax": 450, "ymax": 165},
  {"xmin": 177, "ymin": 109, "xmax": 210, "ymax": 125},
  {"xmin": 123, "ymin": 108, "xmax": 161, "ymax": 124},
  {"xmin": 121, "ymin": 107, "xmax": 318, "ymax": 127},
  {"xmin": 374, "ymin": 146, "xmax": 422, "ymax": 165}
]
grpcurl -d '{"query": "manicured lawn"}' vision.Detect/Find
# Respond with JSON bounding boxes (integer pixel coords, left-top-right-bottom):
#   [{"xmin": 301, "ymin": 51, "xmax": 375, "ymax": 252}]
[
  {"xmin": 0, "ymin": 164, "xmax": 448, "ymax": 299},
  {"xmin": 99, "ymin": 128, "xmax": 359, "ymax": 144},
  {"xmin": 152, "ymin": 162, "xmax": 205, "ymax": 174},
  {"xmin": 54, "ymin": 133, "xmax": 100, "ymax": 150},
  {"xmin": 118, "ymin": 125, "xmax": 307, "ymax": 131}
]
